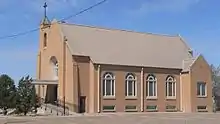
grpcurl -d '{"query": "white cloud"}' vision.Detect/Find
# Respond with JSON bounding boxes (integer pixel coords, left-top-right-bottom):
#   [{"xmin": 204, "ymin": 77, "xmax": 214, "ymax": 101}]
[{"xmin": 129, "ymin": 0, "xmax": 201, "ymax": 15}]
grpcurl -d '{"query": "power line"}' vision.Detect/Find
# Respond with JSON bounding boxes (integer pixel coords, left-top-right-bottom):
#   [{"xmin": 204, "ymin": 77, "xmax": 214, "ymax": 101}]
[
  {"xmin": 0, "ymin": 0, "xmax": 107, "ymax": 40},
  {"xmin": 59, "ymin": 0, "xmax": 107, "ymax": 22},
  {"xmin": 0, "ymin": 28, "xmax": 40, "ymax": 40}
]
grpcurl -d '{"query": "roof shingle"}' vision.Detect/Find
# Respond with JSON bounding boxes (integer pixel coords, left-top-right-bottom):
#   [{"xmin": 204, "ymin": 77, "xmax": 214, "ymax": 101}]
[{"xmin": 59, "ymin": 23, "xmax": 193, "ymax": 69}]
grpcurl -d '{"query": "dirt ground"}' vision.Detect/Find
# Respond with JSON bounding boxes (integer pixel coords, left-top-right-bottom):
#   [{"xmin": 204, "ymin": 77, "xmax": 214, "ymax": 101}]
[{"xmin": 0, "ymin": 112, "xmax": 219, "ymax": 124}]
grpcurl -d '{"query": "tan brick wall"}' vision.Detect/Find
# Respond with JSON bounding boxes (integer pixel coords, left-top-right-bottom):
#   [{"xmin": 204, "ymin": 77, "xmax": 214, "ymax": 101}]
[{"xmin": 190, "ymin": 55, "xmax": 212, "ymax": 112}]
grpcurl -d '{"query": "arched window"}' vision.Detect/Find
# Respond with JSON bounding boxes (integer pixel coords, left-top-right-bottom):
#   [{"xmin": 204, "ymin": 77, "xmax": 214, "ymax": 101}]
[
  {"xmin": 50, "ymin": 56, "xmax": 58, "ymax": 80},
  {"xmin": 54, "ymin": 62, "xmax": 58, "ymax": 79},
  {"xmin": 103, "ymin": 72, "xmax": 115, "ymax": 97},
  {"xmin": 125, "ymin": 73, "xmax": 136, "ymax": 97},
  {"xmin": 166, "ymin": 75, "xmax": 176, "ymax": 97},
  {"xmin": 146, "ymin": 74, "xmax": 157, "ymax": 97},
  {"xmin": 43, "ymin": 33, "xmax": 47, "ymax": 47}
]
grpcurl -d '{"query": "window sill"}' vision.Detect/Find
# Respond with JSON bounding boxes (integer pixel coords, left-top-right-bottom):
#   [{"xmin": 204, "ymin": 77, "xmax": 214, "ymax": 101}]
[
  {"xmin": 197, "ymin": 96, "xmax": 207, "ymax": 98},
  {"xmin": 197, "ymin": 109, "xmax": 208, "ymax": 112},
  {"xmin": 166, "ymin": 97, "xmax": 176, "ymax": 100},
  {"xmin": 166, "ymin": 109, "xmax": 178, "ymax": 112},
  {"xmin": 43, "ymin": 47, "xmax": 47, "ymax": 50},
  {"xmin": 146, "ymin": 109, "xmax": 158, "ymax": 112},
  {"xmin": 54, "ymin": 77, "xmax": 58, "ymax": 80},
  {"xmin": 103, "ymin": 96, "xmax": 116, "ymax": 100},
  {"xmin": 103, "ymin": 110, "xmax": 116, "ymax": 112},
  {"xmin": 125, "ymin": 96, "xmax": 137, "ymax": 100},
  {"xmin": 125, "ymin": 109, "xmax": 138, "ymax": 112},
  {"xmin": 146, "ymin": 97, "xmax": 158, "ymax": 100}
]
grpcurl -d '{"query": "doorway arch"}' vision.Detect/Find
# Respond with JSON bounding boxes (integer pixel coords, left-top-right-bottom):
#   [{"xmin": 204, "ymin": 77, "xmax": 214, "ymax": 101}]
[
  {"xmin": 50, "ymin": 56, "xmax": 59, "ymax": 80},
  {"xmin": 45, "ymin": 56, "xmax": 58, "ymax": 104}
]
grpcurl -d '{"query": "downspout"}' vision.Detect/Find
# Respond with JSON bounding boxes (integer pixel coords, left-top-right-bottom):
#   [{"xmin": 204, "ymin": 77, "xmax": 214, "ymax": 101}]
[
  {"xmin": 97, "ymin": 65, "xmax": 101, "ymax": 113},
  {"xmin": 38, "ymin": 52, "xmax": 41, "ymax": 97},
  {"xmin": 63, "ymin": 37, "xmax": 67, "ymax": 115},
  {"xmin": 141, "ymin": 67, "xmax": 144, "ymax": 112},
  {"xmin": 189, "ymin": 69, "xmax": 192, "ymax": 112},
  {"xmin": 180, "ymin": 72, "xmax": 183, "ymax": 112},
  {"xmin": 73, "ymin": 62, "xmax": 79, "ymax": 113}
]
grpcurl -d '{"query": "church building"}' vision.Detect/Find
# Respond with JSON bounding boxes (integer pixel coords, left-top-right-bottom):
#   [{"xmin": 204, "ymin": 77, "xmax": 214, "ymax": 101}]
[{"xmin": 33, "ymin": 8, "xmax": 212, "ymax": 113}]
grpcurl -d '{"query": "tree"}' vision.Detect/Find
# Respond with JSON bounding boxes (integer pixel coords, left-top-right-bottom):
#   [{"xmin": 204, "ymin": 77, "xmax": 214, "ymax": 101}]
[
  {"xmin": 15, "ymin": 76, "xmax": 39, "ymax": 115},
  {"xmin": 211, "ymin": 64, "xmax": 220, "ymax": 96},
  {"xmin": 0, "ymin": 74, "xmax": 16, "ymax": 115},
  {"xmin": 211, "ymin": 64, "xmax": 220, "ymax": 111},
  {"xmin": 30, "ymin": 84, "xmax": 41, "ymax": 113}
]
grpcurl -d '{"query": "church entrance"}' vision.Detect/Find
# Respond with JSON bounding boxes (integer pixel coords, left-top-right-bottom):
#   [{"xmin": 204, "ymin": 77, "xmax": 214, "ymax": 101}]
[
  {"xmin": 45, "ymin": 84, "xmax": 58, "ymax": 104},
  {"xmin": 79, "ymin": 96, "xmax": 86, "ymax": 113}
]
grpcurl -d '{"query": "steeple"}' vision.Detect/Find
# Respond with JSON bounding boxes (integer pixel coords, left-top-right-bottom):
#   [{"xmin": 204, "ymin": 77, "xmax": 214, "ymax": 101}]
[{"xmin": 41, "ymin": 2, "xmax": 51, "ymax": 28}]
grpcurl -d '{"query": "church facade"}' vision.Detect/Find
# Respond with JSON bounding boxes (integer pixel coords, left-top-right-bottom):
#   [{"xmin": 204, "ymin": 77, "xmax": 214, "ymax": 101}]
[{"xmin": 34, "ymin": 20, "xmax": 213, "ymax": 113}]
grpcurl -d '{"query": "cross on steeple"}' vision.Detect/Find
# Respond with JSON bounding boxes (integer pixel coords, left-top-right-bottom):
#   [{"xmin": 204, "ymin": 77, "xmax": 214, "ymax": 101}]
[
  {"xmin": 41, "ymin": 1, "xmax": 51, "ymax": 27},
  {"xmin": 43, "ymin": 2, "xmax": 48, "ymax": 19}
]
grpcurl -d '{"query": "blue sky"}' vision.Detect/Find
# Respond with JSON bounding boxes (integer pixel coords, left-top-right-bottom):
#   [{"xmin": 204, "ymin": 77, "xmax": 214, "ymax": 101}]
[{"xmin": 0, "ymin": 0, "xmax": 220, "ymax": 83}]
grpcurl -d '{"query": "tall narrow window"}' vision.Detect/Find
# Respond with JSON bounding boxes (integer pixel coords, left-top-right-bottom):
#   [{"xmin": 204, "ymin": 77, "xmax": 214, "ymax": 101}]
[
  {"xmin": 50, "ymin": 56, "xmax": 58, "ymax": 80},
  {"xmin": 197, "ymin": 82, "xmax": 206, "ymax": 97},
  {"xmin": 43, "ymin": 33, "xmax": 47, "ymax": 47},
  {"xmin": 54, "ymin": 62, "xmax": 58, "ymax": 79},
  {"xmin": 103, "ymin": 72, "xmax": 115, "ymax": 97},
  {"xmin": 125, "ymin": 73, "xmax": 136, "ymax": 97},
  {"xmin": 146, "ymin": 74, "xmax": 157, "ymax": 98},
  {"xmin": 166, "ymin": 75, "xmax": 176, "ymax": 98}
]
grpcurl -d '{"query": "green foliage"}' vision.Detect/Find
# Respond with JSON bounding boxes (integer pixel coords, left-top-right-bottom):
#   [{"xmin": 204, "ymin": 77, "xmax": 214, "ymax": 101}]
[
  {"xmin": 211, "ymin": 64, "xmax": 220, "ymax": 97},
  {"xmin": 211, "ymin": 64, "xmax": 220, "ymax": 86},
  {"xmin": 0, "ymin": 74, "xmax": 40, "ymax": 116},
  {"xmin": 0, "ymin": 74, "xmax": 16, "ymax": 115},
  {"xmin": 15, "ymin": 75, "xmax": 39, "ymax": 115}
]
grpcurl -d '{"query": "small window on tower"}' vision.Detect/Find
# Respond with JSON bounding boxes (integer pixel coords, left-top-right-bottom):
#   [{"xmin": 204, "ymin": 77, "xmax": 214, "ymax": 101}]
[{"xmin": 43, "ymin": 33, "xmax": 47, "ymax": 47}]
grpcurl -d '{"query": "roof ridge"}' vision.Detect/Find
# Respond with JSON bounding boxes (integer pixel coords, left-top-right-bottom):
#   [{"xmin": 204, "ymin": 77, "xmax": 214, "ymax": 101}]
[
  {"xmin": 178, "ymin": 34, "xmax": 192, "ymax": 50},
  {"xmin": 59, "ymin": 22, "xmax": 178, "ymax": 38},
  {"xmin": 59, "ymin": 21, "xmax": 194, "ymax": 69},
  {"xmin": 183, "ymin": 58, "xmax": 195, "ymax": 62}
]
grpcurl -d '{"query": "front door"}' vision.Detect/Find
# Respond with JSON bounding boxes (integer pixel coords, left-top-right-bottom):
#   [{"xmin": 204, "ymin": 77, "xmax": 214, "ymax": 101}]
[
  {"xmin": 53, "ymin": 85, "xmax": 58, "ymax": 104},
  {"xmin": 79, "ymin": 96, "xmax": 86, "ymax": 113}
]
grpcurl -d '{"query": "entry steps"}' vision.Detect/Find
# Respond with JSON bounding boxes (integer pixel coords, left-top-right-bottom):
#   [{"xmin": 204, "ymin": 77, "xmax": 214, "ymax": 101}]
[{"xmin": 37, "ymin": 103, "xmax": 78, "ymax": 116}]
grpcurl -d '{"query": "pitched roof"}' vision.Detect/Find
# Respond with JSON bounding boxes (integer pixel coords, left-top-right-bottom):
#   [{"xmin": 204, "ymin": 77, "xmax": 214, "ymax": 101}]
[
  {"xmin": 59, "ymin": 23, "xmax": 193, "ymax": 69},
  {"xmin": 182, "ymin": 56, "xmax": 198, "ymax": 72}
]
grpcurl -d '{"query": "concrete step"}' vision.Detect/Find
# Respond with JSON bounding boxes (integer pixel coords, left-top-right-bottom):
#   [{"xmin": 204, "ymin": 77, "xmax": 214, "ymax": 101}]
[
  {"xmin": 37, "ymin": 106, "xmax": 61, "ymax": 116},
  {"xmin": 39, "ymin": 104, "xmax": 78, "ymax": 116}
]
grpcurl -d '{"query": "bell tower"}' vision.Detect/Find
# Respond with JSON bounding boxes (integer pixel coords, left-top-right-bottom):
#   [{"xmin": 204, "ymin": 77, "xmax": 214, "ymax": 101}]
[{"xmin": 36, "ymin": 1, "xmax": 51, "ymax": 98}]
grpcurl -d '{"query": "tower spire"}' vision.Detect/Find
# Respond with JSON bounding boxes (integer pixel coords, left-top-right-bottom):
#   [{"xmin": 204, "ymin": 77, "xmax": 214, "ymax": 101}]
[
  {"xmin": 43, "ymin": 2, "xmax": 47, "ymax": 19},
  {"xmin": 41, "ymin": 1, "xmax": 51, "ymax": 28}
]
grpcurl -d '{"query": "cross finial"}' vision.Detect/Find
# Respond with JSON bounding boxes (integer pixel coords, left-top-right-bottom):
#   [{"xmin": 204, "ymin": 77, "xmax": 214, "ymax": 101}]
[
  {"xmin": 43, "ymin": 2, "xmax": 47, "ymax": 8},
  {"xmin": 41, "ymin": 1, "xmax": 51, "ymax": 27},
  {"xmin": 43, "ymin": 2, "xmax": 47, "ymax": 18}
]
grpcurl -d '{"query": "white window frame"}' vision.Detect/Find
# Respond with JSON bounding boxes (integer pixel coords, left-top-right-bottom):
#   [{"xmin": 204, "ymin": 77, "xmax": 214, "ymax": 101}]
[
  {"xmin": 197, "ymin": 82, "xmax": 207, "ymax": 97},
  {"xmin": 55, "ymin": 63, "xmax": 58, "ymax": 76},
  {"xmin": 146, "ymin": 75, "xmax": 157, "ymax": 99},
  {"xmin": 146, "ymin": 105, "xmax": 158, "ymax": 112},
  {"xmin": 166, "ymin": 76, "xmax": 176, "ymax": 99},
  {"xmin": 125, "ymin": 105, "xmax": 138, "ymax": 112},
  {"xmin": 125, "ymin": 73, "xmax": 137, "ymax": 98},
  {"xmin": 166, "ymin": 105, "xmax": 177, "ymax": 112},
  {"xmin": 53, "ymin": 62, "xmax": 58, "ymax": 80},
  {"xmin": 197, "ymin": 106, "xmax": 208, "ymax": 112},
  {"xmin": 103, "ymin": 73, "xmax": 115, "ymax": 98},
  {"xmin": 102, "ymin": 105, "xmax": 116, "ymax": 112}
]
